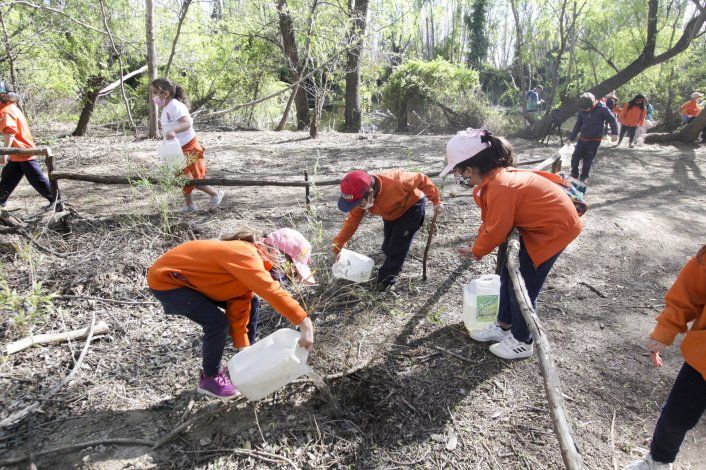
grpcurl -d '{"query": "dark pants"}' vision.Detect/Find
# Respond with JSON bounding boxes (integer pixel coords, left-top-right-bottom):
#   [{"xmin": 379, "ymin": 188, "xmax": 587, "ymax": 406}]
[
  {"xmin": 378, "ymin": 198, "xmax": 426, "ymax": 288},
  {"xmin": 650, "ymin": 362, "xmax": 706, "ymax": 464},
  {"xmin": 0, "ymin": 160, "xmax": 53, "ymax": 205},
  {"xmin": 618, "ymin": 125, "xmax": 637, "ymax": 145},
  {"xmin": 570, "ymin": 140, "xmax": 601, "ymax": 182},
  {"xmin": 150, "ymin": 287, "xmax": 260, "ymax": 376},
  {"xmin": 497, "ymin": 241, "xmax": 561, "ymax": 343}
]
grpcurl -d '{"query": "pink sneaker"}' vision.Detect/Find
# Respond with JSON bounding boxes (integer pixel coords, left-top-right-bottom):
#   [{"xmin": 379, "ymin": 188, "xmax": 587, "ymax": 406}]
[{"xmin": 197, "ymin": 370, "xmax": 240, "ymax": 399}]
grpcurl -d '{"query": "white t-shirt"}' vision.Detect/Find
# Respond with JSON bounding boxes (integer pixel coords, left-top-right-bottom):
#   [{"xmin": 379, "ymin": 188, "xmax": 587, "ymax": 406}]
[{"xmin": 160, "ymin": 99, "xmax": 196, "ymax": 146}]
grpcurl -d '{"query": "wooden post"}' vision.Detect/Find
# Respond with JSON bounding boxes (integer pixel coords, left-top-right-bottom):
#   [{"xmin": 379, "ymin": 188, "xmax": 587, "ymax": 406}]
[
  {"xmin": 506, "ymin": 229, "xmax": 585, "ymax": 470},
  {"xmin": 421, "ymin": 211, "xmax": 439, "ymax": 281},
  {"xmin": 304, "ymin": 170, "xmax": 310, "ymax": 207},
  {"xmin": 44, "ymin": 148, "xmax": 62, "ymax": 210}
]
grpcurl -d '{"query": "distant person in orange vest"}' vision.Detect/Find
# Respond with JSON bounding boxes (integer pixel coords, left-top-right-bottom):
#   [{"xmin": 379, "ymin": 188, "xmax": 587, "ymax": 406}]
[
  {"xmin": 617, "ymin": 94, "xmax": 647, "ymax": 148},
  {"xmin": 626, "ymin": 245, "xmax": 706, "ymax": 470},
  {"xmin": 440, "ymin": 129, "xmax": 583, "ymax": 360},
  {"xmin": 147, "ymin": 227, "xmax": 315, "ymax": 399},
  {"xmin": 679, "ymin": 92, "xmax": 705, "ymax": 142},
  {"xmin": 0, "ymin": 80, "xmax": 59, "ymax": 210},
  {"xmin": 150, "ymin": 78, "xmax": 223, "ymax": 212}
]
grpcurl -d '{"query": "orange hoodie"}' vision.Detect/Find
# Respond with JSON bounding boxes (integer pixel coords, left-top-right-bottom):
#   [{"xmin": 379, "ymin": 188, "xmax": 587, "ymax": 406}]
[
  {"xmin": 471, "ymin": 167, "xmax": 583, "ymax": 266},
  {"xmin": 147, "ymin": 239, "xmax": 307, "ymax": 348},
  {"xmin": 0, "ymin": 102, "xmax": 36, "ymax": 162},
  {"xmin": 618, "ymin": 104, "xmax": 646, "ymax": 127},
  {"xmin": 680, "ymin": 99, "xmax": 701, "ymax": 118},
  {"xmin": 650, "ymin": 248, "xmax": 706, "ymax": 380},
  {"xmin": 332, "ymin": 170, "xmax": 441, "ymax": 253}
]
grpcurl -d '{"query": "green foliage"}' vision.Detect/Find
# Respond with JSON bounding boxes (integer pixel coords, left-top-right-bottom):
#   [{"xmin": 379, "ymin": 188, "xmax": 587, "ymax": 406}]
[
  {"xmin": 0, "ymin": 258, "xmax": 56, "ymax": 336},
  {"xmin": 465, "ymin": 0, "xmax": 490, "ymax": 67}
]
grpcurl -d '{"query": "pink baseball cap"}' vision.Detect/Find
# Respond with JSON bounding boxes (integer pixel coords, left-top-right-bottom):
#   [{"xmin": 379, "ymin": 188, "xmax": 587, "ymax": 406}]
[
  {"xmin": 440, "ymin": 128, "xmax": 491, "ymax": 177},
  {"xmin": 264, "ymin": 228, "xmax": 315, "ymax": 285}
]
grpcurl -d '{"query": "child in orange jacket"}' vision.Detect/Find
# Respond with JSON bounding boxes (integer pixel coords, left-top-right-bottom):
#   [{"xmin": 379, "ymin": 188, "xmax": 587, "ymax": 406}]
[
  {"xmin": 440, "ymin": 129, "xmax": 583, "ymax": 360},
  {"xmin": 626, "ymin": 246, "xmax": 706, "ymax": 470},
  {"xmin": 332, "ymin": 169, "xmax": 443, "ymax": 291},
  {"xmin": 617, "ymin": 94, "xmax": 647, "ymax": 148},
  {"xmin": 679, "ymin": 92, "xmax": 703, "ymax": 123},
  {"xmin": 0, "ymin": 80, "xmax": 59, "ymax": 210},
  {"xmin": 147, "ymin": 227, "xmax": 315, "ymax": 399},
  {"xmin": 150, "ymin": 78, "xmax": 223, "ymax": 212}
]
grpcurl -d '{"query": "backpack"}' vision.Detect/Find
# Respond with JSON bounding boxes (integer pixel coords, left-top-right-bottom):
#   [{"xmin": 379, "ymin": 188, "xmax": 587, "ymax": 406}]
[{"xmin": 532, "ymin": 170, "xmax": 588, "ymax": 216}]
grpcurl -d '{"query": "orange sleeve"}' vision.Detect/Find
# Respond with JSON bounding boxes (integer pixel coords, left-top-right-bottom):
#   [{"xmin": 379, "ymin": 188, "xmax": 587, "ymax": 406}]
[
  {"xmin": 332, "ymin": 208, "xmax": 365, "ymax": 254},
  {"xmin": 0, "ymin": 113, "xmax": 17, "ymax": 135},
  {"xmin": 472, "ymin": 186, "xmax": 517, "ymax": 258},
  {"xmin": 651, "ymin": 254, "xmax": 706, "ymax": 345},
  {"xmin": 220, "ymin": 250, "xmax": 307, "ymax": 348},
  {"xmin": 407, "ymin": 172, "xmax": 441, "ymax": 205}
]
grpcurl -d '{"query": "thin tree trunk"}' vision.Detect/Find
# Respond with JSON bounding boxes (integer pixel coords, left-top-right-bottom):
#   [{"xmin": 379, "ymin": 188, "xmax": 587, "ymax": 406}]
[
  {"xmin": 99, "ymin": 0, "xmax": 136, "ymax": 135},
  {"xmin": 343, "ymin": 0, "xmax": 369, "ymax": 132},
  {"xmin": 277, "ymin": 0, "xmax": 309, "ymax": 130},
  {"xmin": 72, "ymin": 76, "xmax": 105, "ymax": 136},
  {"xmin": 275, "ymin": 86, "xmax": 298, "ymax": 131},
  {"xmin": 164, "ymin": 0, "xmax": 192, "ymax": 78},
  {"xmin": 509, "ymin": 0, "xmax": 525, "ymax": 107},
  {"xmin": 145, "ymin": 0, "xmax": 158, "ymax": 138},
  {"xmin": 0, "ymin": 7, "xmax": 17, "ymax": 85}
]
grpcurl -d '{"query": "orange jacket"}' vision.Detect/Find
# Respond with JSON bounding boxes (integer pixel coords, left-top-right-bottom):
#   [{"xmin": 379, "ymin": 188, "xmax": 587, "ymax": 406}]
[
  {"xmin": 0, "ymin": 102, "xmax": 36, "ymax": 162},
  {"xmin": 332, "ymin": 170, "xmax": 441, "ymax": 253},
  {"xmin": 618, "ymin": 104, "xmax": 646, "ymax": 127},
  {"xmin": 680, "ymin": 99, "xmax": 701, "ymax": 118},
  {"xmin": 471, "ymin": 168, "xmax": 583, "ymax": 266},
  {"xmin": 147, "ymin": 239, "xmax": 307, "ymax": 348},
  {"xmin": 650, "ymin": 249, "xmax": 706, "ymax": 380}
]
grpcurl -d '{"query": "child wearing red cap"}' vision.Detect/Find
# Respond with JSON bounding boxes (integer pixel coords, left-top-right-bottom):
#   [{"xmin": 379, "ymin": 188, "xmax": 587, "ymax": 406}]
[
  {"xmin": 333, "ymin": 169, "xmax": 443, "ymax": 291},
  {"xmin": 147, "ymin": 227, "xmax": 315, "ymax": 399},
  {"xmin": 441, "ymin": 128, "xmax": 582, "ymax": 360}
]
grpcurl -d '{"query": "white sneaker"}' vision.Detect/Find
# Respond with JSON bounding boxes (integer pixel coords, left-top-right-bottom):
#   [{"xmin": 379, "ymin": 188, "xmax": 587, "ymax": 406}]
[
  {"xmin": 210, "ymin": 191, "xmax": 224, "ymax": 210},
  {"xmin": 625, "ymin": 455, "xmax": 672, "ymax": 470},
  {"xmin": 489, "ymin": 336, "xmax": 534, "ymax": 360},
  {"xmin": 469, "ymin": 322, "xmax": 511, "ymax": 343},
  {"xmin": 178, "ymin": 204, "xmax": 196, "ymax": 213}
]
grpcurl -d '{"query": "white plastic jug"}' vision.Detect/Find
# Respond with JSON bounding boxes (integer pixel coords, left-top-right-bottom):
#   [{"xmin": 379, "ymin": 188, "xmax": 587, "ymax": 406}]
[
  {"xmin": 156, "ymin": 138, "xmax": 186, "ymax": 169},
  {"xmin": 463, "ymin": 274, "xmax": 501, "ymax": 332},
  {"xmin": 558, "ymin": 143, "xmax": 575, "ymax": 166},
  {"xmin": 332, "ymin": 248, "xmax": 374, "ymax": 283},
  {"xmin": 227, "ymin": 328, "xmax": 310, "ymax": 401}
]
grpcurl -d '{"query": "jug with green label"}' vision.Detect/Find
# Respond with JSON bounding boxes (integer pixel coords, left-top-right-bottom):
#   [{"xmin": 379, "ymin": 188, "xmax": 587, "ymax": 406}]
[{"xmin": 463, "ymin": 274, "xmax": 501, "ymax": 332}]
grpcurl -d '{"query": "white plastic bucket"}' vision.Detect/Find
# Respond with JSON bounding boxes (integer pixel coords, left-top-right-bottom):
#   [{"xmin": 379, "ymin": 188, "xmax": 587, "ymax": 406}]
[
  {"xmin": 227, "ymin": 328, "xmax": 310, "ymax": 401},
  {"xmin": 332, "ymin": 248, "xmax": 374, "ymax": 283},
  {"xmin": 156, "ymin": 138, "xmax": 186, "ymax": 169},
  {"xmin": 463, "ymin": 274, "xmax": 501, "ymax": 332}
]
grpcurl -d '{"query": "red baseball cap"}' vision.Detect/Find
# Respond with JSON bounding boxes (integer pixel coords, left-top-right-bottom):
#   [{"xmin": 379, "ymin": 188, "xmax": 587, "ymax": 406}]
[{"xmin": 338, "ymin": 170, "xmax": 372, "ymax": 212}]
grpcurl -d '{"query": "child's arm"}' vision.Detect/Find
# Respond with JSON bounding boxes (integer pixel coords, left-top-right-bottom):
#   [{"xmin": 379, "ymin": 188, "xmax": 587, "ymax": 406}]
[
  {"xmin": 165, "ymin": 116, "xmax": 191, "ymax": 140},
  {"xmin": 568, "ymin": 113, "xmax": 582, "ymax": 141},
  {"xmin": 605, "ymin": 108, "xmax": 618, "ymax": 136},
  {"xmin": 331, "ymin": 208, "xmax": 365, "ymax": 254}
]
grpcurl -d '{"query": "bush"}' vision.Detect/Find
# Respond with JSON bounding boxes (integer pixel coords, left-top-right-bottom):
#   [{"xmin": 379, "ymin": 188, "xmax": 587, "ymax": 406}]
[{"xmin": 382, "ymin": 58, "xmax": 499, "ymax": 133}]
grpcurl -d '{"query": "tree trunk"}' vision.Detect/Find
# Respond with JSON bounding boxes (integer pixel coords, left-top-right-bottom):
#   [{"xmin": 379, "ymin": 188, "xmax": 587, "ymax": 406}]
[
  {"xmin": 645, "ymin": 111, "xmax": 706, "ymax": 144},
  {"xmin": 0, "ymin": 8, "xmax": 17, "ymax": 85},
  {"xmin": 343, "ymin": 0, "xmax": 369, "ymax": 133},
  {"xmin": 529, "ymin": 0, "xmax": 706, "ymax": 140},
  {"xmin": 509, "ymin": 0, "xmax": 525, "ymax": 106},
  {"xmin": 275, "ymin": 85, "xmax": 298, "ymax": 131},
  {"xmin": 72, "ymin": 76, "xmax": 105, "ymax": 136},
  {"xmin": 164, "ymin": 0, "xmax": 192, "ymax": 78},
  {"xmin": 145, "ymin": 0, "xmax": 158, "ymax": 138},
  {"xmin": 277, "ymin": 0, "xmax": 309, "ymax": 130}
]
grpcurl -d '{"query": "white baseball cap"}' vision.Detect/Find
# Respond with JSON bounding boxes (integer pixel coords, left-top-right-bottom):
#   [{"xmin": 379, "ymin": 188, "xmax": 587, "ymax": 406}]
[
  {"xmin": 691, "ymin": 92, "xmax": 704, "ymax": 99},
  {"xmin": 440, "ymin": 128, "xmax": 491, "ymax": 177}
]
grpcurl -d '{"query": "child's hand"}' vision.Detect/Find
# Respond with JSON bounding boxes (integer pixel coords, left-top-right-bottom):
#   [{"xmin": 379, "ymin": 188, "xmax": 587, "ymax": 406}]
[
  {"xmin": 647, "ymin": 338, "xmax": 667, "ymax": 367},
  {"xmin": 165, "ymin": 130, "xmax": 176, "ymax": 140},
  {"xmin": 433, "ymin": 203, "xmax": 445, "ymax": 217},
  {"xmin": 297, "ymin": 317, "xmax": 314, "ymax": 352},
  {"xmin": 457, "ymin": 246, "xmax": 481, "ymax": 261}
]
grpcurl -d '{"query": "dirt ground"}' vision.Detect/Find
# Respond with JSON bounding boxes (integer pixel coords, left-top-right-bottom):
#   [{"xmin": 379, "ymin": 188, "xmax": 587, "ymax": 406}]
[{"xmin": 0, "ymin": 128, "xmax": 704, "ymax": 469}]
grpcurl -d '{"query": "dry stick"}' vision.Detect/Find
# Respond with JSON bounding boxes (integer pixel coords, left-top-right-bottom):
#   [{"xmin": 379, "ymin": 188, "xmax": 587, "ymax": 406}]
[
  {"xmin": 506, "ymin": 230, "xmax": 584, "ymax": 470},
  {"xmin": 0, "ymin": 312, "xmax": 97, "ymax": 429},
  {"xmin": 97, "ymin": 66, "xmax": 147, "ymax": 96},
  {"xmin": 422, "ymin": 211, "xmax": 439, "ymax": 281},
  {"xmin": 191, "ymin": 447, "xmax": 300, "ymax": 469},
  {"xmin": 164, "ymin": 0, "xmax": 192, "ymax": 78},
  {"xmin": 432, "ymin": 345, "xmax": 478, "ymax": 365},
  {"xmin": 58, "ymin": 294, "xmax": 158, "ymax": 306},
  {"xmin": 610, "ymin": 410, "xmax": 617, "ymax": 470},
  {"xmin": 6, "ymin": 320, "xmax": 109, "ymax": 355},
  {"xmin": 0, "ymin": 438, "xmax": 155, "ymax": 466}
]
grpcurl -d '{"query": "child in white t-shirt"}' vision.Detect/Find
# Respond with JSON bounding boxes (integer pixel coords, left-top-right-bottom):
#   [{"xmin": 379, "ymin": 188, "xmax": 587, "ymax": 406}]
[{"xmin": 150, "ymin": 78, "xmax": 223, "ymax": 212}]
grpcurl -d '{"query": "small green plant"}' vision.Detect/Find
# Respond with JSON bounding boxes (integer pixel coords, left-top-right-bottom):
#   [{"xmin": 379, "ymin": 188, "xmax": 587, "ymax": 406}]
[{"xmin": 0, "ymin": 256, "xmax": 57, "ymax": 336}]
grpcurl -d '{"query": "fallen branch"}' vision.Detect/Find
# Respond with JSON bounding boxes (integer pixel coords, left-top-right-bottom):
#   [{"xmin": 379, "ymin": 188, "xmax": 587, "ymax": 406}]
[
  {"xmin": 506, "ymin": 229, "xmax": 584, "ymax": 469},
  {"xmin": 97, "ymin": 65, "xmax": 148, "ymax": 96},
  {"xmin": 58, "ymin": 294, "xmax": 158, "ymax": 306},
  {"xmin": 190, "ymin": 447, "xmax": 300, "ymax": 469},
  {"xmin": 0, "ymin": 312, "xmax": 97, "ymax": 429},
  {"xmin": 6, "ymin": 320, "xmax": 109, "ymax": 355},
  {"xmin": 432, "ymin": 345, "xmax": 478, "ymax": 365},
  {"xmin": 0, "ymin": 438, "xmax": 155, "ymax": 466}
]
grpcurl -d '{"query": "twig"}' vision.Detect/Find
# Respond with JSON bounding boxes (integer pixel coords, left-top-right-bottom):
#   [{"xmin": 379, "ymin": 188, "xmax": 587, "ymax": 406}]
[
  {"xmin": 578, "ymin": 281, "xmax": 607, "ymax": 298},
  {"xmin": 253, "ymin": 402, "xmax": 267, "ymax": 444},
  {"xmin": 6, "ymin": 320, "xmax": 109, "ymax": 355},
  {"xmin": 58, "ymin": 294, "xmax": 158, "ymax": 306},
  {"xmin": 0, "ymin": 438, "xmax": 155, "ymax": 466},
  {"xmin": 188, "ymin": 447, "xmax": 300, "ymax": 469},
  {"xmin": 422, "ymin": 211, "xmax": 439, "ymax": 281},
  {"xmin": 0, "ymin": 312, "xmax": 97, "ymax": 429},
  {"xmin": 432, "ymin": 345, "xmax": 480, "ymax": 365}
]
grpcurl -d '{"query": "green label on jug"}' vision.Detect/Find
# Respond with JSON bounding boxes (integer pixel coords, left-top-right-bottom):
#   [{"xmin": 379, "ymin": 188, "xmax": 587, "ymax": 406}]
[{"xmin": 476, "ymin": 295, "xmax": 499, "ymax": 321}]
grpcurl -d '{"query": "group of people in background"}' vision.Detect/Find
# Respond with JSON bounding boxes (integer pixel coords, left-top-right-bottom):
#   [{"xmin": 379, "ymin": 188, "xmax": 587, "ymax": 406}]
[{"xmin": 0, "ymin": 75, "xmax": 702, "ymax": 470}]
